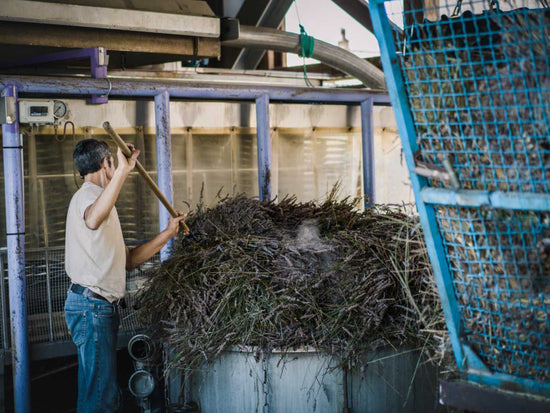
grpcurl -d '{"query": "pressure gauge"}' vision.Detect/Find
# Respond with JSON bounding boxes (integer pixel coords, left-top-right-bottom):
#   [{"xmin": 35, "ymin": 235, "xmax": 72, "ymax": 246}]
[{"xmin": 53, "ymin": 100, "xmax": 67, "ymax": 119}]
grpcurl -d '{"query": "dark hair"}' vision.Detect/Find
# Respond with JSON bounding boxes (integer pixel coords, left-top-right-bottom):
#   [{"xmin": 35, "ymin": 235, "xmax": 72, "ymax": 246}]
[{"xmin": 73, "ymin": 139, "xmax": 112, "ymax": 178}]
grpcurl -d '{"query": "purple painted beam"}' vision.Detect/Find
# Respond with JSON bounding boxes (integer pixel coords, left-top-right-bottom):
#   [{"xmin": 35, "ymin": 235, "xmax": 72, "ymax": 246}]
[
  {"xmin": 2, "ymin": 85, "xmax": 31, "ymax": 413},
  {"xmin": 0, "ymin": 49, "xmax": 109, "ymax": 104},
  {"xmin": 0, "ymin": 75, "xmax": 391, "ymax": 104},
  {"xmin": 154, "ymin": 90, "xmax": 174, "ymax": 261}
]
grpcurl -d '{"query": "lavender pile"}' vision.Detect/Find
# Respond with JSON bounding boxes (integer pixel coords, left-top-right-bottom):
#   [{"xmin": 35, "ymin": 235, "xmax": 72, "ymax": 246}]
[{"xmin": 137, "ymin": 193, "xmax": 446, "ymax": 371}]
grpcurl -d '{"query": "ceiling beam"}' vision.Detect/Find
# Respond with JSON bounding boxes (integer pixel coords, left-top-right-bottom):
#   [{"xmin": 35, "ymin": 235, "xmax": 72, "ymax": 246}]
[
  {"xmin": 230, "ymin": 0, "xmax": 294, "ymax": 70},
  {"xmin": 330, "ymin": 0, "xmax": 403, "ymax": 36},
  {"xmin": 0, "ymin": 22, "xmax": 220, "ymax": 58},
  {"xmin": 331, "ymin": 0, "xmax": 375, "ymax": 33},
  {"xmin": 0, "ymin": 0, "xmax": 220, "ymax": 38}
]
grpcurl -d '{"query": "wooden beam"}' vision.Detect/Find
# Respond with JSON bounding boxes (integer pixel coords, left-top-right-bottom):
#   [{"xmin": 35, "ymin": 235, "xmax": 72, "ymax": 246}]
[
  {"xmin": 0, "ymin": 22, "xmax": 220, "ymax": 57},
  {"xmin": 0, "ymin": 0, "xmax": 219, "ymax": 37}
]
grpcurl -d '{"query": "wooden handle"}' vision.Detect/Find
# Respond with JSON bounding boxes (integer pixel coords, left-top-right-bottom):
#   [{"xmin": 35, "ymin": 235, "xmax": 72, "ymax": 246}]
[{"xmin": 102, "ymin": 121, "xmax": 190, "ymax": 233}]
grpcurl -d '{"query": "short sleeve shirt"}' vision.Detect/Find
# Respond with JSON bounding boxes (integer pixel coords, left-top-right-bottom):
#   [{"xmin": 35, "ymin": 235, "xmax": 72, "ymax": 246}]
[{"xmin": 65, "ymin": 182, "xmax": 126, "ymax": 302}]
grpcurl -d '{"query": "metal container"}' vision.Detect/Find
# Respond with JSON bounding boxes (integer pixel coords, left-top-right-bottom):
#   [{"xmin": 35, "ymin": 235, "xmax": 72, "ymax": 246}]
[{"xmin": 168, "ymin": 347, "xmax": 443, "ymax": 413}]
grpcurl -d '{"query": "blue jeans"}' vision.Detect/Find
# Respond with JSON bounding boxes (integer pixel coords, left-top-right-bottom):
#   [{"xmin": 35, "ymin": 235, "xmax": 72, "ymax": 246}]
[{"xmin": 65, "ymin": 290, "xmax": 121, "ymax": 413}]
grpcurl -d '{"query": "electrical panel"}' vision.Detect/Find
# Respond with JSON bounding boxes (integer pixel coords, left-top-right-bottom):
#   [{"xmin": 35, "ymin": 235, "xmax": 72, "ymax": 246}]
[{"xmin": 19, "ymin": 100, "xmax": 55, "ymax": 124}]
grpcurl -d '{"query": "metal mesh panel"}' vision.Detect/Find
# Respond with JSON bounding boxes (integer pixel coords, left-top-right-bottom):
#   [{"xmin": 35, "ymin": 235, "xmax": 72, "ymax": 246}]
[
  {"xmin": 0, "ymin": 247, "xmax": 157, "ymax": 351},
  {"xmin": 26, "ymin": 248, "xmax": 70, "ymax": 343},
  {"xmin": 384, "ymin": 1, "xmax": 550, "ymax": 193},
  {"xmin": 436, "ymin": 206, "xmax": 550, "ymax": 380},
  {"xmin": 371, "ymin": 0, "xmax": 550, "ymax": 392}
]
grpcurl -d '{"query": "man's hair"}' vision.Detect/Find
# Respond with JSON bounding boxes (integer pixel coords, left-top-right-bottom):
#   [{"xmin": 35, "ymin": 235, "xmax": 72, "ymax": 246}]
[{"xmin": 73, "ymin": 139, "xmax": 112, "ymax": 178}]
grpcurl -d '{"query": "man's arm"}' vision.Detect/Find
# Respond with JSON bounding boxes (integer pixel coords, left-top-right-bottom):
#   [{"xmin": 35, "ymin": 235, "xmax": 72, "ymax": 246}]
[
  {"xmin": 125, "ymin": 212, "xmax": 187, "ymax": 270},
  {"xmin": 85, "ymin": 145, "xmax": 140, "ymax": 230}
]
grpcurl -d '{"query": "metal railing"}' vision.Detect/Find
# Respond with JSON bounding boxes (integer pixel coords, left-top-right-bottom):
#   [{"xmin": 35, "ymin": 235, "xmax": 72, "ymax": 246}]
[{"xmin": 0, "ymin": 246, "xmax": 157, "ymax": 354}]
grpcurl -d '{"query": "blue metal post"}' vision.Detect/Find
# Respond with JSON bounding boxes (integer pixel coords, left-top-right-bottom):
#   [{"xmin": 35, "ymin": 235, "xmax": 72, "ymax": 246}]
[
  {"xmin": 2, "ymin": 85, "xmax": 31, "ymax": 413},
  {"xmin": 255, "ymin": 94, "xmax": 272, "ymax": 202},
  {"xmin": 369, "ymin": 0, "xmax": 465, "ymax": 368},
  {"xmin": 361, "ymin": 98, "xmax": 374, "ymax": 208},
  {"xmin": 155, "ymin": 90, "xmax": 174, "ymax": 261}
]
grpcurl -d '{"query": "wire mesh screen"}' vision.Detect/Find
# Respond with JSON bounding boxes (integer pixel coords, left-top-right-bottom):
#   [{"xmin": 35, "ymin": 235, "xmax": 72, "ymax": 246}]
[
  {"xmin": 372, "ymin": 0, "xmax": 550, "ymax": 388},
  {"xmin": 436, "ymin": 206, "xmax": 550, "ymax": 380},
  {"xmin": 0, "ymin": 247, "xmax": 157, "ymax": 351},
  {"xmin": 384, "ymin": 0, "xmax": 550, "ymax": 193}
]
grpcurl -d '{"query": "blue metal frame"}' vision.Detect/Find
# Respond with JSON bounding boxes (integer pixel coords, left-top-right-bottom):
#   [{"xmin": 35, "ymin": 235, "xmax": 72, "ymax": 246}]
[
  {"xmin": 369, "ymin": 0, "xmax": 465, "ymax": 369},
  {"xmin": 2, "ymin": 85, "xmax": 31, "ymax": 413},
  {"xmin": 255, "ymin": 94, "xmax": 272, "ymax": 202},
  {"xmin": 0, "ymin": 75, "xmax": 390, "ymax": 104},
  {"xmin": 154, "ymin": 90, "xmax": 175, "ymax": 261},
  {"xmin": 421, "ymin": 188, "xmax": 550, "ymax": 211},
  {"xmin": 369, "ymin": 0, "xmax": 550, "ymax": 399},
  {"xmin": 361, "ymin": 98, "xmax": 374, "ymax": 207},
  {"xmin": 0, "ymin": 74, "xmax": 387, "ymax": 410}
]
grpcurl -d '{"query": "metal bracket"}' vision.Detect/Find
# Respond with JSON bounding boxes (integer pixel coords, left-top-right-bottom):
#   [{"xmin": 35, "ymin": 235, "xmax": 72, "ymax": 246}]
[
  {"xmin": 0, "ymin": 47, "xmax": 109, "ymax": 104},
  {"xmin": 0, "ymin": 95, "xmax": 16, "ymax": 124}
]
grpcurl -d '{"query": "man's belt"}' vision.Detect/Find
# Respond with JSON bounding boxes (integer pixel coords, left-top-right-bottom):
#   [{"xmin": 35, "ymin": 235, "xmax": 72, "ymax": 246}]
[{"xmin": 69, "ymin": 283, "xmax": 124, "ymax": 307}]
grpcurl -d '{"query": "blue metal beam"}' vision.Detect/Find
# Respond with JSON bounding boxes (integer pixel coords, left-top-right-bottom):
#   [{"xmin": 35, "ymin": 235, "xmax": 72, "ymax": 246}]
[
  {"xmin": 0, "ymin": 75, "xmax": 390, "ymax": 104},
  {"xmin": 255, "ymin": 94, "xmax": 272, "ymax": 201},
  {"xmin": 421, "ymin": 188, "xmax": 550, "ymax": 212},
  {"xmin": 369, "ymin": 0, "xmax": 465, "ymax": 369},
  {"xmin": 361, "ymin": 98, "xmax": 374, "ymax": 207},
  {"xmin": 154, "ymin": 90, "xmax": 175, "ymax": 260},
  {"xmin": 2, "ymin": 85, "xmax": 31, "ymax": 413}
]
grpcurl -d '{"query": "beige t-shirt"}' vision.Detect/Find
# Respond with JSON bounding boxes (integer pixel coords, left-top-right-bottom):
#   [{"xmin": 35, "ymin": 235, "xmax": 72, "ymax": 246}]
[{"xmin": 65, "ymin": 182, "xmax": 126, "ymax": 302}]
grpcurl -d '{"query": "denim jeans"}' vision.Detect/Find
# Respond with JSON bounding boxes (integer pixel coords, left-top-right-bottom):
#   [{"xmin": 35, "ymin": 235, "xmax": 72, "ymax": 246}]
[{"xmin": 65, "ymin": 289, "xmax": 121, "ymax": 413}]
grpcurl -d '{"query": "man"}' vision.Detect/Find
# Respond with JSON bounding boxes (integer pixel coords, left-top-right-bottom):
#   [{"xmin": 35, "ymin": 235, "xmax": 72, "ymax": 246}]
[{"xmin": 64, "ymin": 138, "xmax": 186, "ymax": 412}]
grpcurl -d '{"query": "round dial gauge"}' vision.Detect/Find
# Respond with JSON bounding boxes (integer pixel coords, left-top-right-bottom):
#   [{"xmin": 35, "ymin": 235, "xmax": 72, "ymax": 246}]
[{"xmin": 53, "ymin": 100, "xmax": 67, "ymax": 118}]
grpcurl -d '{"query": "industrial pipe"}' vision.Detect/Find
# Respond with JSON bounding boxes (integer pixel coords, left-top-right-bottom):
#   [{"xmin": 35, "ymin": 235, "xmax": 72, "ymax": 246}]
[
  {"xmin": 128, "ymin": 334, "xmax": 155, "ymax": 363},
  {"xmin": 128, "ymin": 370, "xmax": 155, "ymax": 399},
  {"xmin": 2, "ymin": 85, "xmax": 31, "ymax": 413},
  {"xmin": 221, "ymin": 21, "xmax": 386, "ymax": 89}
]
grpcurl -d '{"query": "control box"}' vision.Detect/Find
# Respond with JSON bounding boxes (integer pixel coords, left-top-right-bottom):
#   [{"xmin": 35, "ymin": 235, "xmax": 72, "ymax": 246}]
[{"xmin": 19, "ymin": 100, "xmax": 55, "ymax": 124}]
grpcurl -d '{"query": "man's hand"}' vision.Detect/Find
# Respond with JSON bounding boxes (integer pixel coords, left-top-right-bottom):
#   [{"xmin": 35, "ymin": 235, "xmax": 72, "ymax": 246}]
[
  {"xmin": 165, "ymin": 211, "xmax": 189, "ymax": 237},
  {"xmin": 126, "ymin": 211, "xmax": 189, "ymax": 269},
  {"xmin": 116, "ymin": 143, "xmax": 140, "ymax": 175}
]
